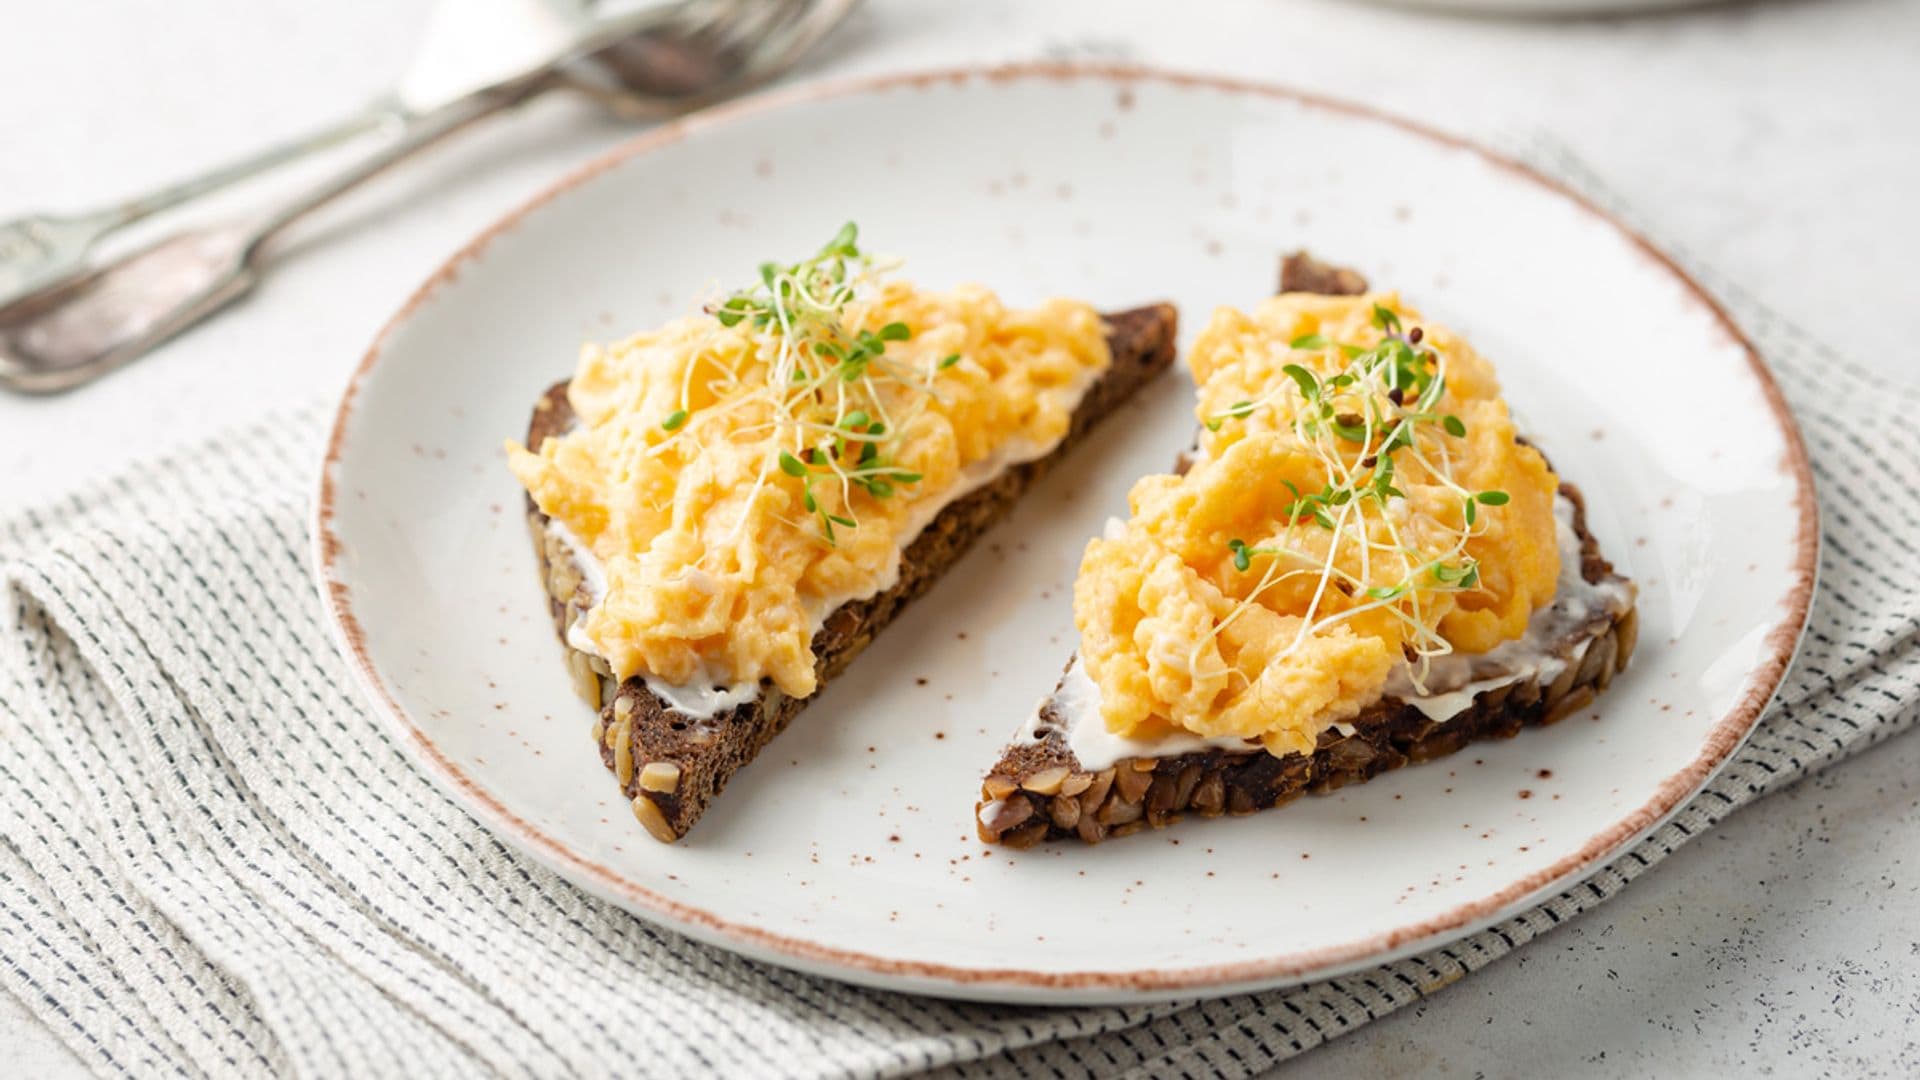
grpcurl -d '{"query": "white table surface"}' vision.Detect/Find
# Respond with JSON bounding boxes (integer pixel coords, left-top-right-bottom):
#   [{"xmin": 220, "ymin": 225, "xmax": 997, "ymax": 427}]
[{"xmin": 4, "ymin": 0, "xmax": 1915, "ymax": 1075}]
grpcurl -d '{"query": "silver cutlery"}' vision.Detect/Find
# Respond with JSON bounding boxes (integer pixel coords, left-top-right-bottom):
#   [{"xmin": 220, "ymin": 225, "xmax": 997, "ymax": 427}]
[{"xmin": 0, "ymin": 0, "xmax": 856, "ymax": 394}]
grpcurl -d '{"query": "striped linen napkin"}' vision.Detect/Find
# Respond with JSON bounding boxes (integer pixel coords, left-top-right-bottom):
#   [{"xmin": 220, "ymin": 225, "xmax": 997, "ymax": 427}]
[{"xmin": 2, "ymin": 158, "xmax": 1916, "ymax": 1079}]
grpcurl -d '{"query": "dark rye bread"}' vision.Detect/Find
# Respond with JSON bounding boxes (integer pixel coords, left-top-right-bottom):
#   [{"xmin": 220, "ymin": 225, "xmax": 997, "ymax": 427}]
[
  {"xmin": 975, "ymin": 483, "xmax": 1637, "ymax": 847},
  {"xmin": 1278, "ymin": 251, "xmax": 1370, "ymax": 297},
  {"xmin": 974, "ymin": 256, "xmax": 1639, "ymax": 846},
  {"xmin": 526, "ymin": 304, "xmax": 1177, "ymax": 843}
]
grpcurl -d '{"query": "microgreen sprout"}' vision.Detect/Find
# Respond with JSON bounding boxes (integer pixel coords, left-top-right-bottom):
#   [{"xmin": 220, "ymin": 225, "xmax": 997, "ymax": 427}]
[
  {"xmin": 1194, "ymin": 305, "xmax": 1523, "ymax": 690},
  {"xmin": 661, "ymin": 223, "xmax": 967, "ymax": 545}
]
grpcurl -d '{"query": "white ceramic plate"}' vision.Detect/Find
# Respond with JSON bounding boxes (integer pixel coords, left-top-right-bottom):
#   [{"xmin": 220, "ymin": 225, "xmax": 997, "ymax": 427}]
[{"xmin": 316, "ymin": 64, "xmax": 1815, "ymax": 1004}]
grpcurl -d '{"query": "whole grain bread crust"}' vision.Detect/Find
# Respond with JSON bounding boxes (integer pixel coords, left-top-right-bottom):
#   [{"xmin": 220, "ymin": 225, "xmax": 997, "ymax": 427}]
[{"xmin": 526, "ymin": 304, "xmax": 1178, "ymax": 842}]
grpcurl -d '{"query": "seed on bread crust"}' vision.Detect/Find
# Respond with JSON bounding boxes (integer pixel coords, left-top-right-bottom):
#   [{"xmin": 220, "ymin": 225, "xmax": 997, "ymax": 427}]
[
  {"xmin": 1543, "ymin": 659, "xmax": 1580, "ymax": 710},
  {"xmin": 638, "ymin": 761, "xmax": 682, "ymax": 793},
  {"xmin": 1080, "ymin": 769, "xmax": 1116, "ymax": 814},
  {"xmin": 1614, "ymin": 607, "xmax": 1639, "ymax": 670},
  {"xmin": 612, "ymin": 717, "xmax": 635, "ymax": 787},
  {"xmin": 979, "ymin": 797, "xmax": 1034, "ymax": 834},
  {"xmin": 1191, "ymin": 772, "xmax": 1225, "ymax": 816},
  {"xmin": 566, "ymin": 650, "xmax": 600, "ymax": 707},
  {"xmin": 630, "ymin": 795, "xmax": 678, "ymax": 843},
  {"xmin": 1021, "ymin": 766, "xmax": 1070, "ymax": 795},
  {"xmin": 1076, "ymin": 814, "xmax": 1108, "ymax": 844},
  {"xmin": 1543, "ymin": 685, "xmax": 1598, "ymax": 727},
  {"xmin": 1592, "ymin": 634, "xmax": 1620, "ymax": 693},
  {"xmin": 1172, "ymin": 763, "xmax": 1203, "ymax": 810},
  {"xmin": 1112, "ymin": 764, "xmax": 1154, "ymax": 804},
  {"xmin": 1002, "ymin": 821, "xmax": 1050, "ymax": 849}
]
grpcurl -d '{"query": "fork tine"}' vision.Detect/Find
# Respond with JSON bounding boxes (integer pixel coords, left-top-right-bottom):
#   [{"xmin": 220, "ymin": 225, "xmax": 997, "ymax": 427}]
[{"xmin": 726, "ymin": 0, "xmax": 858, "ymax": 85}]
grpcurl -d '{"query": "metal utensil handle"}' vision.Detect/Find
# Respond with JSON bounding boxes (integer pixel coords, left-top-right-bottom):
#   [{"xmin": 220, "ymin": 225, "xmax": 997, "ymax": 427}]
[
  {"xmin": 242, "ymin": 81, "xmax": 544, "ymax": 257},
  {"xmin": 0, "ymin": 84, "xmax": 539, "ymax": 394},
  {"xmin": 107, "ymin": 98, "xmax": 406, "ymax": 229},
  {"xmin": 0, "ymin": 99, "xmax": 402, "ymax": 306}
]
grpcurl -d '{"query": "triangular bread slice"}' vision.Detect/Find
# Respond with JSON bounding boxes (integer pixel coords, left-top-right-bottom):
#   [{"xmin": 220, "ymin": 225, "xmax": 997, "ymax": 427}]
[
  {"xmin": 526, "ymin": 304, "xmax": 1177, "ymax": 842},
  {"xmin": 975, "ymin": 260, "xmax": 1638, "ymax": 846}
]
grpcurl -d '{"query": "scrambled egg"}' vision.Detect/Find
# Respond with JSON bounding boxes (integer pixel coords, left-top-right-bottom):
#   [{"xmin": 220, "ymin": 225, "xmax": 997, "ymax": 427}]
[
  {"xmin": 1074, "ymin": 292, "xmax": 1560, "ymax": 757},
  {"xmin": 508, "ymin": 280, "xmax": 1109, "ymax": 697}
]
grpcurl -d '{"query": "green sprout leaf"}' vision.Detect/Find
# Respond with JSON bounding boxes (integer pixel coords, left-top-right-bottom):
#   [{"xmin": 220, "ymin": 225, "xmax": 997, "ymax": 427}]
[
  {"xmin": 1227, "ymin": 538, "xmax": 1251, "ymax": 572},
  {"xmin": 1281, "ymin": 364, "xmax": 1321, "ymax": 401},
  {"xmin": 661, "ymin": 409, "xmax": 688, "ymax": 432},
  {"xmin": 1290, "ymin": 333, "xmax": 1328, "ymax": 350},
  {"xmin": 778, "ymin": 451, "xmax": 807, "ymax": 477},
  {"xmin": 1442, "ymin": 414, "xmax": 1467, "ymax": 438},
  {"xmin": 825, "ymin": 221, "xmax": 859, "ymax": 256}
]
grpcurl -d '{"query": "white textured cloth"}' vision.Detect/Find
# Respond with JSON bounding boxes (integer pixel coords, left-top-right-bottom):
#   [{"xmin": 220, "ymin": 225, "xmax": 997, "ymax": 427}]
[{"xmin": 2, "ymin": 161, "xmax": 1916, "ymax": 1080}]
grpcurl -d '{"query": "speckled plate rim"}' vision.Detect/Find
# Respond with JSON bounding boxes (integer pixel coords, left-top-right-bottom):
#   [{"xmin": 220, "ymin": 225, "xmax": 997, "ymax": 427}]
[{"xmin": 312, "ymin": 62, "xmax": 1818, "ymax": 1001}]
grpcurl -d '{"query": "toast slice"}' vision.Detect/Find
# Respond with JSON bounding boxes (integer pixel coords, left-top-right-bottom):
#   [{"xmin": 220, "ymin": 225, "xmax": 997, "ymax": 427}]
[
  {"xmin": 528, "ymin": 304, "xmax": 1177, "ymax": 842},
  {"xmin": 975, "ymin": 259, "xmax": 1638, "ymax": 846}
]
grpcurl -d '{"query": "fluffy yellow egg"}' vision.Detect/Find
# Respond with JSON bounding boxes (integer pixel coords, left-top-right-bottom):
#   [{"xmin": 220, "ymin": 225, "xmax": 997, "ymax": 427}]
[
  {"xmin": 1075, "ymin": 292, "xmax": 1560, "ymax": 756},
  {"xmin": 508, "ymin": 278, "xmax": 1109, "ymax": 697}
]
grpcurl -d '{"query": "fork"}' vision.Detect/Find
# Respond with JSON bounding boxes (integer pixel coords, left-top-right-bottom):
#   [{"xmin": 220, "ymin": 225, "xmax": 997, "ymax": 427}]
[{"xmin": 0, "ymin": 0, "xmax": 856, "ymax": 394}]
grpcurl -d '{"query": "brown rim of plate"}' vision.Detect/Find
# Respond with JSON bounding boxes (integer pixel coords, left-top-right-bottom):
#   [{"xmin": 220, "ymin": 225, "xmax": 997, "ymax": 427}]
[{"xmin": 312, "ymin": 62, "xmax": 1819, "ymax": 997}]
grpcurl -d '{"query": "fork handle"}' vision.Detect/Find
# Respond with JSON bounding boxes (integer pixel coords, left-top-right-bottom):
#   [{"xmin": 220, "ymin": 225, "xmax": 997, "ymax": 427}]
[
  {"xmin": 0, "ymin": 98, "xmax": 405, "ymax": 309},
  {"xmin": 0, "ymin": 81, "xmax": 545, "ymax": 394},
  {"xmin": 243, "ymin": 80, "xmax": 544, "ymax": 256},
  {"xmin": 110, "ymin": 98, "xmax": 408, "ymax": 229}
]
